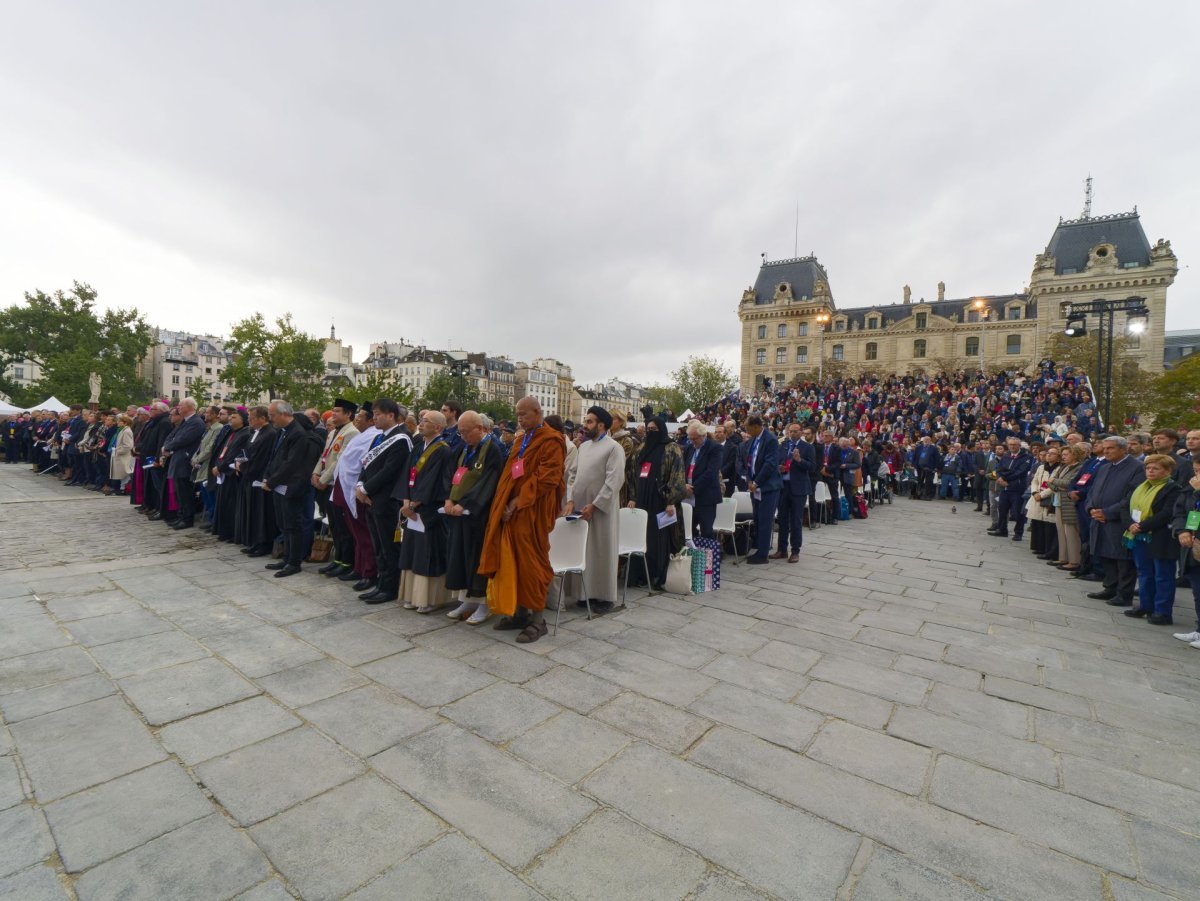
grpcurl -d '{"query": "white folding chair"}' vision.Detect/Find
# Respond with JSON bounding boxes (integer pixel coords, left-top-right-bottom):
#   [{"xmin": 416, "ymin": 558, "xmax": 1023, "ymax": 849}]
[
  {"xmin": 681, "ymin": 502, "xmax": 694, "ymax": 539},
  {"xmin": 618, "ymin": 507, "xmax": 653, "ymax": 608},
  {"xmin": 550, "ymin": 517, "xmax": 590, "ymax": 636},
  {"xmin": 713, "ymin": 497, "xmax": 737, "ymax": 560},
  {"xmin": 813, "ymin": 480, "xmax": 831, "ymax": 525},
  {"xmin": 731, "ymin": 491, "xmax": 755, "ymax": 565}
]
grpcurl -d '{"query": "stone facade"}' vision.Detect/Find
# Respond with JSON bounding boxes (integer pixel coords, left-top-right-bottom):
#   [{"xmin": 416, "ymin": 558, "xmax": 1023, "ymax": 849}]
[
  {"xmin": 738, "ymin": 211, "xmax": 1177, "ymax": 391},
  {"xmin": 140, "ymin": 330, "xmax": 243, "ymax": 404}
]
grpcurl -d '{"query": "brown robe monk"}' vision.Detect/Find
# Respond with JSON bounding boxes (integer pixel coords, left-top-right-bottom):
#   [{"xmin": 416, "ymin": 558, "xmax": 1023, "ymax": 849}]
[{"xmin": 478, "ymin": 422, "xmax": 565, "ymax": 616}]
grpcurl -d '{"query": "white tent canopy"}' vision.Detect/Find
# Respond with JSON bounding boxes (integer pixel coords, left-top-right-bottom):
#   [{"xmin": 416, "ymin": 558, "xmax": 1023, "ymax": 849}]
[
  {"xmin": 0, "ymin": 400, "xmax": 23, "ymax": 416},
  {"xmin": 33, "ymin": 396, "xmax": 69, "ymax": 413}
]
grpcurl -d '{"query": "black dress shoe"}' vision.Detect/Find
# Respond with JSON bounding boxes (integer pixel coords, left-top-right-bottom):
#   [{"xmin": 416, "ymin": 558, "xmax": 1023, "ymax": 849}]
[
  {"xmin": 351, "ymin": 578, "xmax": 374, "ymax": 591},
  {"xmin": 1147, "ymin": 614, "xmax": 1174, "ymax": 625},
  {"xmin": 1105, "ymin": 598, "xmax": 1133, "ymax": 607},
  {"xmin": 274, "ymin": 565, "xmax": 302, "ymax": 578},
  {"xmin": 1123, "ymin": 607, "xmax": 1149, "ymax": 618},
  {"xmin": 240, "ymin": 547, "xmax": 254, "ymax": 555},
  {"xmin": 745, "ymin": 556, "xmax": 769, "ymax": 565},
  {"xmin": 363, "ymin": 592, "xmax": 396, "ymax": 604},
  {"xmin": 1078, "ymin": 573, "xmax": 1103, "ymax": 582},
  {"xmin": 494, "ymin": 613, "xmax": 531, "ymax": 631},
  {"xmin": 318, "ymin": 561, "xmax": 341, "ymax": 575},
  {"xmin": 147, "ymin": 511, "xmax": 162, "ymax": 521},
  {"xmin": 1011, "ymin": 534, "xmax": 1023, "ymax": 541},
  {"xmin": 359, "ymin": 588, "xmax": 385, "ymax": 601},
  {"xmin": 325, "ymin": 565, "xmax": 351, "ymax": 578},
  {"xmin": 1087, "ymin": 591, "xmax": 1115, "ymax": 600},
  {"xmin": 988, "ymin": 531, "xmax": 1008, "ymax": 537},
  {"xmin": 172, "ymin": 521, "xmax": 195, "ymax": 530},
  {"xmin": 265, "ymin": 561, "xmax": 287, "ymax": 570},
  {"xmin": 338, "ymin": 569, "xmax": 363, "ymax": 582},
  {"xmin": 247, "ymin": 548, "xmax": 269, "ymax": 558}
]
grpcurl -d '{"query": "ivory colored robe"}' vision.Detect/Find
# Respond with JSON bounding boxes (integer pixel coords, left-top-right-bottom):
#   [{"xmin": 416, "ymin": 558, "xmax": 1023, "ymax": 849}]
[
  {"xmin": 565, "ymin": 434, "xmax": 626, "ymax": 604},
  {"xmin": 478, "ymin": 424, "xmax": 565, "ymax": 614}
]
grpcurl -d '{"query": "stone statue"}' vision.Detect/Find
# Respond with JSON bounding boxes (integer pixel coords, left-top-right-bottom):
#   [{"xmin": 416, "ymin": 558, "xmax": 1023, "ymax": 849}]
[
  {"xmin": 88, "ymin": 372, "xmax": 102, "ymax": 404},
  {"xmin": 903, "ymin": 285, "xmax": 911, "ymax": 304},
  {"xmin": 937, "ymin": 281, "xmax": 945, "ymax": 301}
]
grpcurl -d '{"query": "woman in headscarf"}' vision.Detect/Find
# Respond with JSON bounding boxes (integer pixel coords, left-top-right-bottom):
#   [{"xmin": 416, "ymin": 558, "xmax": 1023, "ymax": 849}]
[
  {"xmin": 210, "ymin": 409, "xmax": 251, "ymax": 541},
  {"xmin": 626, "ymin": 414, "xmax": 686, "ymax": 590}
]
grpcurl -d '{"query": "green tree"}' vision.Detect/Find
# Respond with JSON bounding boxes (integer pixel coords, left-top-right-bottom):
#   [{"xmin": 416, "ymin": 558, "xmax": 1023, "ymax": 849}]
[
  {"xmin": 0, "ymin": 282, "xmax": 152, "ymax": 407},
  {"xmin": 1042, "ymin": 333, "xmax": 1155, "ymax": 430},
  {"xmin": 1149, "ymin": 354, "xmax": 1200, "ymax": 431},
  {"xmin": 334, "ymin": 369, "xmax": 414, "ymax": 407},
  {"xmin": 668, "ymin": 355, "xmax": 738, "ymax": 412},
  {"xmin": 417, "ymin": 370, "xmax": 480, "ymax": 411},
  {"xmin": 478, "ymin": 399, "xmax": 515, "ymax": 424},
  {"xmin": 642, "ymin": 384, "xmax": 686, "ymax": 418},
  {"xmin": 223, "ymin": 314, "xmax": 326, "ymax": 406}
]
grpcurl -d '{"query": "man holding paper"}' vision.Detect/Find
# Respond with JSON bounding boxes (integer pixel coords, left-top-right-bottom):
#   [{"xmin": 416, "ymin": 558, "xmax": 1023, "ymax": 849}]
[
  {"xmin": 261, "ymin": 401, "xmax": 323, "ymax": 578},
  {"xmin": 565, "ymin": 406, "xmax": 626, "ymax": 613},
  {"xmin": 742, "ymin": 414, "xmax": 782, "ymax": 565}
]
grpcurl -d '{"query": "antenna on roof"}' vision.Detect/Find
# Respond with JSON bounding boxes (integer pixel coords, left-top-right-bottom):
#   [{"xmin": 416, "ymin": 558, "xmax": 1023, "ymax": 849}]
[
  {"xmin": 794, "ymin": 200, "xmax": 799, "ymax": 258},
  {"xmin": 1081, "ymin": 174, "xmax": 1093, "ymax": 219}
]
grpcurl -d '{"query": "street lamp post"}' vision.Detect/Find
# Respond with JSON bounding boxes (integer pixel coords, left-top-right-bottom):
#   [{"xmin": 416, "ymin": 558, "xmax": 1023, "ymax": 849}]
[
  {"xmin": 972, "ymin": 299, "xmax": 989, "ymax": 376},
  {"xmin": 815, "ymin": 310, "xmax": 830, "ymax": 382},
  {"xmin": 1062, "ymin": 296, "xmax": 1149, "ymax": 428}
]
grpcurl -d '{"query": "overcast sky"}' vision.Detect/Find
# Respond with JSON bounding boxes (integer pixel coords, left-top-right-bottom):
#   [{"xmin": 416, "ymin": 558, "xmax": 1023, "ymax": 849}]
[{"xmin": 0, "ymin": 1, "xmax": 1196, "ymax": 387}]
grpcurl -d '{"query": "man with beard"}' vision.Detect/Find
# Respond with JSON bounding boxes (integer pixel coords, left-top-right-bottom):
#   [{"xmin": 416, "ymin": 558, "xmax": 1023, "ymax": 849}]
[{"xmin": 565, "ymin": 406, "xmax": 626, "ymax": 614}]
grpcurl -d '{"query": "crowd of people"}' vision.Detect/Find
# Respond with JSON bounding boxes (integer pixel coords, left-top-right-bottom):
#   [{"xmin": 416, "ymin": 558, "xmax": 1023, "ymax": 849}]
[{"xmin": 3, "ymin": 360, "xmax": 1197, "ymax": 652}]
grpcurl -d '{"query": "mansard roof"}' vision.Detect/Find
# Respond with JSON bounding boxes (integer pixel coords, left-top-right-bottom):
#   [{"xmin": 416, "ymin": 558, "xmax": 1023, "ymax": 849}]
[
  {"xmin": 1045, "ymin": 211, "xmax": 1151, "ymax": 274},
  {"xmin": 751, "ymin": 256, "xmax": 830, "ymax": 305},
  {"xmin": 832, "ymin": 294, "xmax": 1032, "ymax": 330}
]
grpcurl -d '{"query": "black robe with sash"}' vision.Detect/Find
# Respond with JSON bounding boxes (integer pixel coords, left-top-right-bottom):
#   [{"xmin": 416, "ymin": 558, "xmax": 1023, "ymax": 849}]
[
  {"xmin": 395, "ymin": 437, "xmax": 455, "ymax": 578},
  {"xmin": 444, "ymin": 439, "xmax": 502, "ymax": 596}
]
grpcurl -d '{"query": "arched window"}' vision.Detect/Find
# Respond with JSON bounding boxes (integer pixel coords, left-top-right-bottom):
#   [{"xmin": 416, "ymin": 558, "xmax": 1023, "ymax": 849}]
[
  {"xmin": 965, "ymin": 337, "xmax": 980, "ymax": 357},
  {"xmin": 832, "ymin": 344, "xmax": 845, "ymax": 361},
  {"xmin": 914, "ymin": 339, "xmax": 927, "ymax": 358},
  {"xmin": 865, "ymin": 342, "xmax": 878, "ymax": 360},
  {"xmin": 1006, "ymin": 334, "xmax": 1021, "ymax": 355}
]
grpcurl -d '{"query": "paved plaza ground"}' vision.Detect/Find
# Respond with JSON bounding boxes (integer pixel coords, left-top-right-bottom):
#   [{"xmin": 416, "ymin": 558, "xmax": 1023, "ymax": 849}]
[{"xmin": 1, "ymin": 464, "xmax": 1199, "ymax": 900}]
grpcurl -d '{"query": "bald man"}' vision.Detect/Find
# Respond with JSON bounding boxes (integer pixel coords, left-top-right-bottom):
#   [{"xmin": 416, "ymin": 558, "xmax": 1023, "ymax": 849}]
[
  {"xmin": 396, "ymin": 410, "xmax": 456, "ymax": 613},
  {"xmin": 445, "ymin": 411, "xmax": 504, "ymax": 624},
  {"xmin": 478, "ymin": 397, "xmax": 566, "ymax": 642}
]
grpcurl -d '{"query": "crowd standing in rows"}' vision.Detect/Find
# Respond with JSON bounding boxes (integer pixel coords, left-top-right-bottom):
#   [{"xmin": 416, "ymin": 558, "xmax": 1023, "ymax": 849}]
[{"xmin": 4, "ymin": 360, "xmax": 1197, "ymax": 652}]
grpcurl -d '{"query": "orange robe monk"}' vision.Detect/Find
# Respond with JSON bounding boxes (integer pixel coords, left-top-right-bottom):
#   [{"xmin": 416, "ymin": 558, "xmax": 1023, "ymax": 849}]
[{"xmin": 478, "ymin": 423, "xmax": 565, "ymax": 617}]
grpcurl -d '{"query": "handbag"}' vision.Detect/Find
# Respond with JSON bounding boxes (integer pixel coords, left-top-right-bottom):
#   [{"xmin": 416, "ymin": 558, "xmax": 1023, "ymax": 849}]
[
  {"xmin": 664, "ymin": 550, "xmax": 695, "ymax": 595},
  {"xmin": 307, "ymin": 535, "xmax": 333, "ymax": 563}
]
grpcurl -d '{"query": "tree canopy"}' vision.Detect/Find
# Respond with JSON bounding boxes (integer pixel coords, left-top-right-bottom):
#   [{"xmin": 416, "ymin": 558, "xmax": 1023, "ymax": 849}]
[
  {"xmin": 1149, "ymin": 354, "xmax": 1200, "ymax": 431},
  {"xmin": 1041, "ymin": 333, "xmax": 1155, "ymax": 430},
  {"xmin": 669, "ymin": 355, "xmax": 738, "ymax": 412},
  {"xmin": 0, "ymin": 282, "xmax": 152, "ymax": 407},
  {"xmin": 223, "ymin": 314, "xmax": 327, "ymax": 407},
  {"xmin": 333, "ymin": 369, "xmax": 414, "ymax": 408}
]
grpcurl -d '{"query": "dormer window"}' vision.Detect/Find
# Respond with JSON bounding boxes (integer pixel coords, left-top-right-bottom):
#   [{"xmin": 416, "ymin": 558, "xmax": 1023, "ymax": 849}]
[
  {"xmin": 915, "ymin": 313, "xmax": 928, "ymax": 330},
  {"xmin": 867, "ymin": 317, "xmax": 879, "ymax": 330}
]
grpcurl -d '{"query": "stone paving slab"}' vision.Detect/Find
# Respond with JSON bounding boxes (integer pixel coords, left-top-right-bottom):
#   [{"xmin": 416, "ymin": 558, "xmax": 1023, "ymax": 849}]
[{"xmin": 5, "ymin": 465, "xmax": 1200, "ymax": 899}]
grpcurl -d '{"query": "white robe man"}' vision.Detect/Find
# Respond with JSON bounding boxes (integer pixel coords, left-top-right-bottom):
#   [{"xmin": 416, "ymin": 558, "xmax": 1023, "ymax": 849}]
[{"xmin": 564, "ymin": 405, "xmax": 627, "ymax": 614}]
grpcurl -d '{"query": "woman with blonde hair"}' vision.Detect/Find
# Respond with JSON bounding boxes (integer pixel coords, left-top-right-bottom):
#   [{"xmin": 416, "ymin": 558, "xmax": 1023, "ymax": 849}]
[
  {"xmin": 106, "ymin": 413, "xmax": 135, "ymax": 495},
  {"xmin": 1048, "ymin": 443, "xmax": 1085, "ymax": 570}
]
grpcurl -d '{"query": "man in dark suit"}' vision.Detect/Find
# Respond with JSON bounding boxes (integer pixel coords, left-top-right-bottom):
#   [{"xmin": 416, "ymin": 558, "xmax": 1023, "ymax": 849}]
[
  {"xmin": 713, "ymin": 424, "xmax": 739, "ymax": 498},
  {"xmin": 988, "ymin": 437, "xmax": 1033, "ymax": 539},
  {"xmin": 355, "ymin": 398, "xmax": 413, "ymax": 602},
  {"xmin": 772, "ymin": 423, "xmax": 815, "ymax": 562},
  {"xmin": 683, "ymin": 421, "xmax": 722, "ymax": 539},
  {"xmin": 742, "ymin": 414, "xmax": 781, "ymax": 564},
  {"xmin": 815, "ymin": 430, "xmax": 842, "ymax": 524},
  {"xmin": 137, "ymin": 403, "xmax": 174, "ymax": 519},
  {"xmin": 262, "ymin": 400, "xmax": 324, "ymax": 577},
  {"xmin": 1084, "ymin": 436, "xmax": 1146, "ymax": 606},
  {"xmin": 914, "ymin": 436, "xmax": 942, "ymax": 500},
  {"xmin": 160, "ymin": 397, "xmax": 207, "ymax": 530}
]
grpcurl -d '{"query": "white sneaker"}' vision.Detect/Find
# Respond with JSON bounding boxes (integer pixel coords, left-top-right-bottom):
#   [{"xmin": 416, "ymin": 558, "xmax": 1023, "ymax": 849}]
[
  {"xmin": 1172, "ymin": 631, "xmax": 1200, "ymax": 643},
  {"xmin": 466, "ymin": 605, "xmax": 491, "ymax": 625},
  {"xmin": 1191, "ymin": 640, "xmax": 1200, "ymax": 650},
  {"xmin": 446, "ymin": 602, "xmax": 474, "ymax": 620}
]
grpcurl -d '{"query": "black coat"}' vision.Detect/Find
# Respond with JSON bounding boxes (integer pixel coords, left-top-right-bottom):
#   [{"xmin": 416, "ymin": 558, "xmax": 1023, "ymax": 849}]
[
  {"xmin": 685, "ymin": 439, "xmax": 724, "ymax": 507},
  {"xmin": 361, "ymin": 427, "xmax": 413, "ymax": 503},
  {"xmin": 265, "ymin": 417, "xmax": 324, "ymax": 497},
  {"xmin": 136, "ymin": 414, "xmax": 173, "ymax": 461},
  {"xmin": 780, "ymin": 438, "xmax": 816, "ymax": 496},
  {"xmin": 1120, "ymin": 480, "xmax": 1182, "ymax": 560}
]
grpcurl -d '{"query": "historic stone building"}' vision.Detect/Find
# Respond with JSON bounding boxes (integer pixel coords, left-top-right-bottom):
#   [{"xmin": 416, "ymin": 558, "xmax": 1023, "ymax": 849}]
[{"xmin": 738, "ymin": 209, "xmax": 1177, "ymax": 391}]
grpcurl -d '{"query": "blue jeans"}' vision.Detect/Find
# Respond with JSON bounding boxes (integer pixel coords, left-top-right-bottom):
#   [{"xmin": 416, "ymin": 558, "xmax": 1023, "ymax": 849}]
[
  {"xmin": 938, "ymin": 474, "xmax": 960, "ymax": 500},
  {"xmin": 1131, "ymin": 541, "xmax": 1176, "ymax": 617}
]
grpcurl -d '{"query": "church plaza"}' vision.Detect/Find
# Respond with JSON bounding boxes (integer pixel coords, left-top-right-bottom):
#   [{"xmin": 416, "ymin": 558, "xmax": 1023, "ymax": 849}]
[{"xmin": 1, "ymin": 464, "xmax": 1199, "ymax": 900}]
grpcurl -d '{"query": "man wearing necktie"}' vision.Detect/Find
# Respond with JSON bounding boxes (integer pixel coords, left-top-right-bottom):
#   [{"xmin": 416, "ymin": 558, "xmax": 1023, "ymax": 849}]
[
  {"xmin": 772, "ymin": 423, "xmax": 815, "ymax": 562},
  {"xmin": 742, "ymin": 415, "xmax": 782, "ymax": 564}
]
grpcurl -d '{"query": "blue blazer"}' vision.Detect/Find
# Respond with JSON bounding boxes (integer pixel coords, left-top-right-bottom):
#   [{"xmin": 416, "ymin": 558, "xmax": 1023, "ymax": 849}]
[
  {"xmin": 685, "ymin": 439, "xmax": 723, "ymax": 506},
  {"xmin": 780, "ymin": 439, "xmax": 816, "ymax": 495},
  {"xmin": 743, "ymin": 431, "xmax": 782, "ymax": 493}
]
